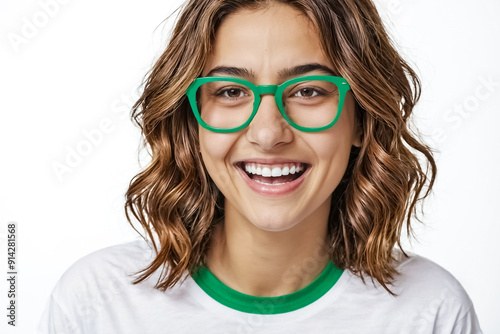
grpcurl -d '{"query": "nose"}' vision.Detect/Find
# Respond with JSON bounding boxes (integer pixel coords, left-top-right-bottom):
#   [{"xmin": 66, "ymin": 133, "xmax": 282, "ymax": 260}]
[{"xmin": 245, "ymin": 94, "xmax": 293, "ymax": 150}]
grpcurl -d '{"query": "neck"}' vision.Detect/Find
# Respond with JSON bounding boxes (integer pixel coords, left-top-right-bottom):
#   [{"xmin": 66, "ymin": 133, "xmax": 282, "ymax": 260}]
[{"xmin": 206, "ymin": 200, "xmax": 331, "ymax": 297}]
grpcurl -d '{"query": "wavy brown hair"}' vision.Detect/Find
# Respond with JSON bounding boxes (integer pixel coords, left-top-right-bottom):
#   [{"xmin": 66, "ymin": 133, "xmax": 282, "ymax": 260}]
[{"xmin": 125, "ymin": 0, "xmax": 437, "ymax": 295}]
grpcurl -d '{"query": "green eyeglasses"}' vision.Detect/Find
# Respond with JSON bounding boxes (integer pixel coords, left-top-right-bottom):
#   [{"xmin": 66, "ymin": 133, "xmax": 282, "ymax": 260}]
[{"xmin": 186, "ymin": 75, "xmax": 350, "ymax": 133}]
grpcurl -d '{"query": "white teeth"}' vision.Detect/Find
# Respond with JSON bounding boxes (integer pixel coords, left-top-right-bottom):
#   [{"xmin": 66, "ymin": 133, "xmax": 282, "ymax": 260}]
[
  {"xmin": 262, "ymin": 167, "xmax": 272, "ymax": 177},
  {"xmin": 242, "ymin": 163, "xmax": 306, "ymax": 177},
  {"xmin": 255, "ymin": 179, "xmax": 287, "ymax": 185},
  {"xmin": 271, "ymin": 167, "xmax": 281, "ymax": 177}
]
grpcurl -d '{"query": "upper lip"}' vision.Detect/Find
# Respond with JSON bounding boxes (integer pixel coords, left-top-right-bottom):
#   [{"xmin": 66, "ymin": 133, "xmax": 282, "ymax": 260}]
[
  {"xmin": 233, "ymin": 158, "xmax": 311, "ymax": 167},
  {"xmin": 234, "ymin": 158, "xmax": 310, "ymax": 165}
]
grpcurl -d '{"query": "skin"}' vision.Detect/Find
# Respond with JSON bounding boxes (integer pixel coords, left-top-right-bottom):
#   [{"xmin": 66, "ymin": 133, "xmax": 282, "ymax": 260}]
[{"xmin": 200, "ymin": 3, "xmax": 362, "ymax": 297}]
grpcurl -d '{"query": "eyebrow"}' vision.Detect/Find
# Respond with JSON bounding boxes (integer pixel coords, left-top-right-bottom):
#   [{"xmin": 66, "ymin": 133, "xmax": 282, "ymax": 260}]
[
  {"xmin": 205, "ymin": 66, "xmax": 255, "ymax": 78},
  {"xmin": 204, "ymin": 63, "xmax": 338, "ymax": 80},
  {"xmin": 278, "ymin": 63, "xmax": 338, "ymax": 78}
]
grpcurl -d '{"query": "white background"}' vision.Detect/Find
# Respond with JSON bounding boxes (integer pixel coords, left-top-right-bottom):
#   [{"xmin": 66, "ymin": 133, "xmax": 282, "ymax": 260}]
[{"xmin": 0, "ymin": 0, "xmax": 499, "ymax": 333}]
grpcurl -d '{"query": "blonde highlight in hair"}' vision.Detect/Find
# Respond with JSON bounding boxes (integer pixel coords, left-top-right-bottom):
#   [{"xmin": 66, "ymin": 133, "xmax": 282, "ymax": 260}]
[{"xmin": 125, "ymin": 0, "xmax": 436, "ymax": 295}]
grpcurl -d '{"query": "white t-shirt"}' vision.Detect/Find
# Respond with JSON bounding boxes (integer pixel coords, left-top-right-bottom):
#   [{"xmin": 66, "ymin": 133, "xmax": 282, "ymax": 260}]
[{"xmin": 37, "ymin": 238, "xmax": 482, "ymax": 333}]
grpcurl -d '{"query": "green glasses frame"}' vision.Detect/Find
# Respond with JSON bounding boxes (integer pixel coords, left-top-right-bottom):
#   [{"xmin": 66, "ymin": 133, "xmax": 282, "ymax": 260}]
[{"xmin": 185, "ymin": 75, "xmax": 351, "ymax": 133}]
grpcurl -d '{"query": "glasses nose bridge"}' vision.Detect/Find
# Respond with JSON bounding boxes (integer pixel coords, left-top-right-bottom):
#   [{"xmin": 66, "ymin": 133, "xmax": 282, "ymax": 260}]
[
  {"xmin": 254, "ymin": 84, "xmax": 280, "ymax": 111},
  {"xmin": 248, "ymin": 83, "xmax": 285, "ymax": 130},
  {"xmin": 256, "ymin": 84, "xmax": 278, "ymax": 96}
]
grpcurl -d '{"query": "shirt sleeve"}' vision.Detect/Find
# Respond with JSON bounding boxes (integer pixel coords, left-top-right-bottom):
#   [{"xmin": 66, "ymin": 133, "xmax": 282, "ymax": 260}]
[
  {"xmin": 37, "ymin": 295, "xmax": 83, "ymax": 334},
  {"xmin": 450, "ymin": 302, "xmax": 483, "ymax": 334}
]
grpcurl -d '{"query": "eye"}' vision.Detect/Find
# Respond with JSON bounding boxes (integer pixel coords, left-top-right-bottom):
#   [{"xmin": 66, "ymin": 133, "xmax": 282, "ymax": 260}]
[
  {"xmin": 294, "ymin": 87, "xmax": 319, "ymax": 98},
  {"xmin": 217, "ymin": 87, "xmax": 247, "ymax": 98}
]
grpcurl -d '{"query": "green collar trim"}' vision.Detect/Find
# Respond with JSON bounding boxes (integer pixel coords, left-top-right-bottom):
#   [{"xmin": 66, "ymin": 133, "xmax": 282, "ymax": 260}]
[{"xmin": 192, "ymin": 262, "xmax": 343, "ymax": 314}]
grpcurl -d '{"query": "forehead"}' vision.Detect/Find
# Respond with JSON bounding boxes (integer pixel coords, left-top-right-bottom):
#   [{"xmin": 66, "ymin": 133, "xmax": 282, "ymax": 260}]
[{"xmin": 203, "ymin": 4, "xmax": 333, "ymax": 80}]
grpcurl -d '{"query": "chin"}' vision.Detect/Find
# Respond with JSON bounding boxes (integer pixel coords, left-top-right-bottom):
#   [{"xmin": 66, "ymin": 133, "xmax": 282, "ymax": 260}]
[{"xmin": 249, "ymin": 216, "xmax": 300, "ymax": 232}]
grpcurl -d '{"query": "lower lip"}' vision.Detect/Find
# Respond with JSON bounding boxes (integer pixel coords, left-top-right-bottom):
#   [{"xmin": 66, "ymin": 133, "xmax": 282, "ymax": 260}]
[{"xmin": 236, "ymin": 166, "xmax": 309, "ymax": 197}]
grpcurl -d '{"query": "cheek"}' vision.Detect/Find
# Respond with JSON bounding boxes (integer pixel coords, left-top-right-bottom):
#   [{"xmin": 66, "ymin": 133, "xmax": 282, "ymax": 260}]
[
  {"xmin": 313, "ymin": 137, "xmax": 352, "ymax": 184},
  {"xmin": 199, "ymin": 129, "xmax": 239, "ymax": 183},
  {"xmin": 314, "ymin": 118, "xmax": 355, "ymax": 160},
  {"xmin": 311, "ymin": 108, "xmax": 356, "ymax": 181},
  {"xmin": 199, "ymin": 129, "xmax": 232, "ymax": 160},
  {"xmin": 313, "ymin": 136, "xmax": 352, "ymax": 198}
]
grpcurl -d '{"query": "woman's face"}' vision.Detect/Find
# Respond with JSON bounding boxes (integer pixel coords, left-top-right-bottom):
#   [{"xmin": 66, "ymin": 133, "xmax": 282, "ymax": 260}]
[{"xmin": 199, "ymin": 4, "xmax": 361, "ymax": 232}]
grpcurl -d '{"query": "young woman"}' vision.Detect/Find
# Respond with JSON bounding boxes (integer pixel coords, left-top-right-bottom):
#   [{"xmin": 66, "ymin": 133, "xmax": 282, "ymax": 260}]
[{"xmin": 39, "ymin": 0, "xmax": 482, "ymax": 333}]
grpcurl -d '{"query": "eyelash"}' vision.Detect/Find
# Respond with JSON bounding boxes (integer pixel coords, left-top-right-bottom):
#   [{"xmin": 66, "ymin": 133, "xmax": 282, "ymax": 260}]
[{"xmin": 214, "ymin": 87, "xmax": 249, "ymax": 99}]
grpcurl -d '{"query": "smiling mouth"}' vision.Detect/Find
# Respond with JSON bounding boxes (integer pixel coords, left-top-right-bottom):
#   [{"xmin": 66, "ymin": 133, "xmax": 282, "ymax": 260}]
[{"xmin": 236, "ymin": 162, "xmax": 310, "ymax": 185}]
